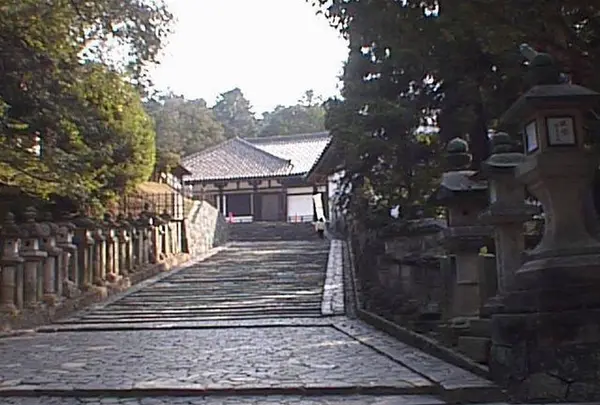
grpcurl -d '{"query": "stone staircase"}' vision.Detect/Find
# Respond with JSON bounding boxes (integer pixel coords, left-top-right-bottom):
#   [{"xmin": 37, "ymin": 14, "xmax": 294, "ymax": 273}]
[
  {"xmin": 229, "ymin": 221, "xmax": 318, "ymax": 241},
  {"xmin": 51, "ymin": 240, "xmax": 330, "ymax": 326}
]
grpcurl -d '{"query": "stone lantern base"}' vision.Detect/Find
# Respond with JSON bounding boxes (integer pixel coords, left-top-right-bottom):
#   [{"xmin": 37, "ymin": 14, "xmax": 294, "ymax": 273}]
[{"xmin": 490, "ymin": 275, "xmax": 600, "ymax": 402}]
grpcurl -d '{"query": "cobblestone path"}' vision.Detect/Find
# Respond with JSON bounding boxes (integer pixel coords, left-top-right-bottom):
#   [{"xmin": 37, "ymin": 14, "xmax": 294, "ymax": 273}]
[{"xmin": 0, "ymin": 238, "xmax": 521, "ymax": 404}]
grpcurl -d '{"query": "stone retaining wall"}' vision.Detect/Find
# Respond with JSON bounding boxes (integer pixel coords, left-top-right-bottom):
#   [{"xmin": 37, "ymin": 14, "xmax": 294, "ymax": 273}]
[{"xmin": 183, "ymin": 201, "xmax": 228, "ymax": 256}]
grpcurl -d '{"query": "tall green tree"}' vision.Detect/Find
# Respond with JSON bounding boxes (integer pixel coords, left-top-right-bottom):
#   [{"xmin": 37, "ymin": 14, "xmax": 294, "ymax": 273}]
[
  {"xmin": 312, "ymin": 0, "xmax": 600, "ymax": 216},
  {"xmin": 211, "ymin": 88, "xmax": 258, "ymax": 138},
  {"xmin": 0, "ymin": 0, "xmax": 172, "ymax": 206},
  {"xmin": 146, "ymin": 94, "xmax": 226, "ymax": 156}
]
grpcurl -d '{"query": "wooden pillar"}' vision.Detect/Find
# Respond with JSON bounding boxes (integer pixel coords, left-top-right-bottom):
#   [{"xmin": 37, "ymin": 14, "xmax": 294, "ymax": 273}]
[
  {"xmin": 249, "ymin": 180, "xmax": 262, "ymax": 221},
  {"xmin": 280, "ymin": 182, "xmax": 287, "ymax": 222},
  {"xmin": 214, "ymin": 182, "xmax": 228, "ymax": 217},
  {"xmin": 324, "ymin": 180, "xmax": 330, "ymax": 220}
]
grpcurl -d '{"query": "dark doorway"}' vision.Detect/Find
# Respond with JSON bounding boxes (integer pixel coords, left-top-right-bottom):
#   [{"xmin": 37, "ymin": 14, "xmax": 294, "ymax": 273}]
[
  {"xmin": 260, "ymin": 194, "xmax": 280, "ymax": 221},
  {"xmin": 227, "ymin": 193, "xmax": 251, "ymax": 216}
]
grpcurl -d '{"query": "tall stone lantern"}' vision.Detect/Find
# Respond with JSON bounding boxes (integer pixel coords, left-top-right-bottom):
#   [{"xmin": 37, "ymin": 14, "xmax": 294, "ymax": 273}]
[
  {"xmin": 432, "ymin": 138, "xmax": 491, "ymax": 321},
  {"xmin": 478, "ymin": 133, "xmax": 539, "ymax": 305},
  {"xmin": 490, "ymin": 47, "xmax": 600, "ymax": 402}
]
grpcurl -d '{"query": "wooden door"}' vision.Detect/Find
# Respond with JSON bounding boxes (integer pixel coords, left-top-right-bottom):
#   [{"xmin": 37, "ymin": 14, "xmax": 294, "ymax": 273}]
[{"xmin": 260, "ymin": 194, "xmax": 280, "ymax": 221}]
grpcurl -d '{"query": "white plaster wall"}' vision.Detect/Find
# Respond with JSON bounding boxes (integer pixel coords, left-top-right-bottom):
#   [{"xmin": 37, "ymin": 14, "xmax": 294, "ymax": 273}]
[{"xmin": 287, "ymin": 194, "xmax": 313, "ymax": 220}]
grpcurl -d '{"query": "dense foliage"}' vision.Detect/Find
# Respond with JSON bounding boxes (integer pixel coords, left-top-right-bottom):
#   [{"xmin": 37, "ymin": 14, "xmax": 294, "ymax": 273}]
[
  {"xmin": 0, "ymin": 0, "xmax": 172, "ymax": 208},
  {"xmin": 212, "ymin": 88, "xmax": 260, "ymax": 139},
  {"xmin": 259, "ymin": 90, "xmax": 326, "ymax": 137},
  {"xmin": 146, "ymin": 94, "xmax": 226, "ymax": 157},
  {"xmin": 312, "ymin": 0, "xmax": 600, "ymax": 219}
]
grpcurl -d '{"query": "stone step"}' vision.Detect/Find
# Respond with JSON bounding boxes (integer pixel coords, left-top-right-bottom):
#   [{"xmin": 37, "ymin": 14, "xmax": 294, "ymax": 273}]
[
  {"xmin": 61, "ymin": 240, "xmax": 331, "ymax": 325},
  {"xmin": 89, "ymin": 302, "xmax": 323, "ymax": 313},
  {"xmin": 229, "ymin": 222, "xmax": 319, "ymax": 241},
  {"xmin": 88, "ymin": 305, "xmax": 322, "ymax": 315},
  {"xmin": 58, "ymin": 312, "xmax": 324, "ymax": 324},
  {"xmin": 113, "ymin": 294, "xmax": 323, "ymax": 302}
]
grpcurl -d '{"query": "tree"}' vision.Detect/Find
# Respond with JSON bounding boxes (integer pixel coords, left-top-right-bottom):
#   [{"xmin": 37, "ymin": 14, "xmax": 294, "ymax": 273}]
[
  {"xmin": 258, "ymin": 103, "xmax": 326, "ymax": 137},
  {"xmin": 312, "ymin": 0, "xmax": 600, "ymax": 217},
  {"xmin": 146, "ymin": 93, "xmax": 226, "ymax": 156},
  {"xmin": 212, "ymin": 88, "xmax": 258, "ymax": 138},
  {"xmin": 0, "ymin": 0, "xmax": 172, "ymax": 206}
]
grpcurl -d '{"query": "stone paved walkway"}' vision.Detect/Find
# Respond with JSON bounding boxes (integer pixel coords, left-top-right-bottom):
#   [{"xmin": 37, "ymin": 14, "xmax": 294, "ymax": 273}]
[{"xmin": 0, "ymin": 237, "xmax": 522, "ymax": 404}]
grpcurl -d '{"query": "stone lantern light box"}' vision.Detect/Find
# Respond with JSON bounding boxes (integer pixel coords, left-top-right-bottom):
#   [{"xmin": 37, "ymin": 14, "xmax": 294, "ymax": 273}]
[{"xmin": 503, "ymin": 84, "xmax": 598, "ymax": 156}]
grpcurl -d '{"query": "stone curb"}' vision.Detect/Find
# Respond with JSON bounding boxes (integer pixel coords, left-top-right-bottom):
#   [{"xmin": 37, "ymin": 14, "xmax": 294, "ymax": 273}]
[
  {"xmin": 0, "ymin": 385, "xmax": 436, "ymax": 398},
  {"xmin": 321, "ymin": 240, "xmax": 345, "ymax": 316}
]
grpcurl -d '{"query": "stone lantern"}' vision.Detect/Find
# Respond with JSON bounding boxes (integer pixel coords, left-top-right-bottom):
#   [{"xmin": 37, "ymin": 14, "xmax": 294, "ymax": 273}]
[
  {"xmin": 0, "ymin": 212, "xmax": 24, "ymax": 312},
  {"xmin": 432, "ymin": 138, "xmax": 491, "ymax": 321},
  {"xmin": 39, "ymin": 213, "xmax": 62, "ymax": 305},
  {"xmin": 103, "ymin": 213, "xmax": 119, "ymax": 282},
  {"xmin": 489, "ymin": 47, "xmax": 600, "ymax": 401},
  {"xmin": 151, "ymin": 214, "xmax": 165, "ymax": 263},
  {"xmin": 20, "ymin": 207, "xmax": 48, "ymax": 307},
  {"xmin": 91, "ymin": 220, "xmax": 106, "ymax": 286},
  {"xmin": 161, "ymin": 210, "xmax": 173, "ymax": 257},
  {"xmin": 116, "ymin": 213, "xmax": 131, "ymax": 276},
  {"xmin": 56, "ymin": 221, "xmax": 78, "ymax": 298},
  {"xmin": 478, "ymin": 133, "xmax": 539, "ymax": 303},
  {"xmin": 72, "ymin": 215, "xmax": 96, "ymax": 289},
  {"xmin": 135, "ymin": 212, "xmax": 153, "ymax": 265}
]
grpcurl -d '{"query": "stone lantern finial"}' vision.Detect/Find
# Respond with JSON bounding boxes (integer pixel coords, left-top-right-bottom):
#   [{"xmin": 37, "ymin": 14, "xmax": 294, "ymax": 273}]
[
  {"xmin": 24, "ymin": 206, "xmax": 37, "ymax": 224},
  {"xmin": 489, "ymin": 132, "xmax": 517, "ymax": 155},
  {"xmin": 2, "ymin": 212, "xmax": 19, "ymax": 238},
  {"xmin": 446, "ymin": 137, "xmax": 472, "ymax": 170},
  {"xmin": 520, "ymin": 43, "xmax": 568, "ymax": 87}
]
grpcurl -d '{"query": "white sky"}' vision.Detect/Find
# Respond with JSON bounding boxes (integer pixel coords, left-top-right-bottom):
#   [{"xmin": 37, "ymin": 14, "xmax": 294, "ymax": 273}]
[{"xmin": 150, "ymin": 0, "xmax": 349, "ymax": 115}]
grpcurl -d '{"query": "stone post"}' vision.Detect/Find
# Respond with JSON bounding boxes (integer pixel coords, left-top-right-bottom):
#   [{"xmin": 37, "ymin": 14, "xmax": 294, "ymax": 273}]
[
  {"xmin": 0, "ymin": 212, "xmax": 24, "ymax": 313},
  {"xmin": 73, "ymin": 216, "xmax": 96, "ymax": 290},
  {"xmin": 489, "ymin": 50, "xmax": 600, "ymax": 401},
  {"xmin": 175, "ymin": 220, "xmax": 183, "ymax": 254},
  {"xmin": 128, "ymin": 213, "xmax": 141, "ymax": 269},
  {"xmin": 57, "ymin": 221, "xmax": 79, "ymax": 298},
  {"xmin": 161, "ymin": 211, "xmax": 173, "ymax": 257},
  {"xmin": 139, "ymin": 206, "xmax": 153, "ymax": 265},
  {"xmin": 151, "ymin": 217, "xmax": 164, "ymax": 264},
  {"xmin": 39, "ymin": 213, "xmax": 62, "ymax": 306},
  {"xmin": 92, "ymin": 226, "xmax": 106, "ymax": 286},
  {"xmin": 141, "ymin": 223, "xmax": 150, "ymax": 265},
  {"xmin": 116, "ymin": 214, "xmax": 131, "ymax": 276},
  {"xmin": 103, "ymin": 213, "xmax": 119, "ymax": 282},
  {"xmin": 20, "ymin": 207, "xmax": 47, "ymax": 308},
  {"xmin": 477, "ymin": 133, "xmax": 538, "ymax": 313}
]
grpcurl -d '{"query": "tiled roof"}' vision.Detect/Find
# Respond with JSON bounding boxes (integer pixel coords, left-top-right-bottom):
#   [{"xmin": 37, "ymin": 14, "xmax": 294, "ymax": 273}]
[
  {"xmin": 245, "ymin": 132, "xmax": 331, "ymax": 175},
  {"xmin": 182, "ymin": 132, "xmax": 331, "ymax": 182},
  {"xmin": 182, "ymin": 138, "xmax": 290, "ymax": 182}
]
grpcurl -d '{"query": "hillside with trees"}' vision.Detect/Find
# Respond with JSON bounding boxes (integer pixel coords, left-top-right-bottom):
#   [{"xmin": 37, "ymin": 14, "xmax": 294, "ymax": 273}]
[{"xmin": 147, "ymin": 88, "xmax": 327, "ymax": 161}]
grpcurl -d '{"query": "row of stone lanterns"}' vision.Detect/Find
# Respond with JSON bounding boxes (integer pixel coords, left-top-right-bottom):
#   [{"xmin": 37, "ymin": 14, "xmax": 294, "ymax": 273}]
[
  {"xmin": 0, "ymin": 206, "xmax": 185, "ymax": 315},
  {"xmin": 432, "ymin": 47, "xmax": 600, "ymax": 401}
]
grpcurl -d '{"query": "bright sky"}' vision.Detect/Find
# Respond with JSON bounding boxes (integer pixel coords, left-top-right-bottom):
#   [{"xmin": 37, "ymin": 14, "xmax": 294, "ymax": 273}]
[{"xmin": 150, "ymin": 0, "xmax": 349, "ymax": 115}]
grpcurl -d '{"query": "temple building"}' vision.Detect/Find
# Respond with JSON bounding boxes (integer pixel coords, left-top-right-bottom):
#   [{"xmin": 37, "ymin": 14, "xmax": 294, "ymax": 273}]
[{"xmin": 182, "ymin": 132, "xmax": 334, "ymax": 222}]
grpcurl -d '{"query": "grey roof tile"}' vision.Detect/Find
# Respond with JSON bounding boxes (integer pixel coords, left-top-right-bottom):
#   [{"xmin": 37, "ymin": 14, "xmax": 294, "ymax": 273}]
[
  {"xmin": 246, "ymin": 132, "xmax": 331, "ymax": 175},
  {"xmin": 182, "ymin": 132, "xmax": 331, "ymax": 182}
]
